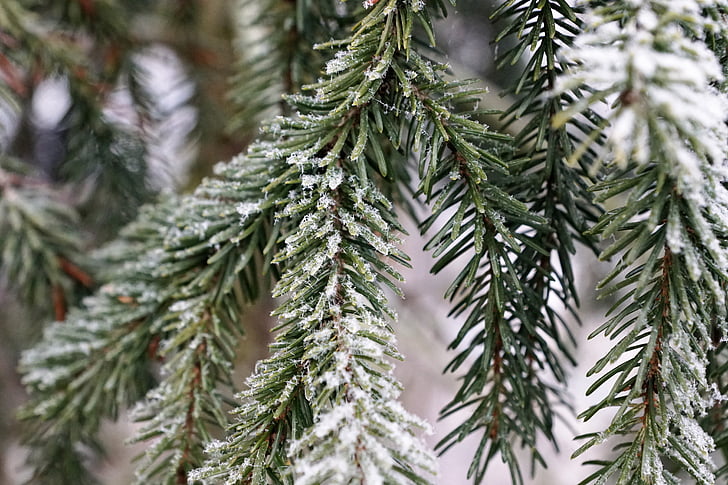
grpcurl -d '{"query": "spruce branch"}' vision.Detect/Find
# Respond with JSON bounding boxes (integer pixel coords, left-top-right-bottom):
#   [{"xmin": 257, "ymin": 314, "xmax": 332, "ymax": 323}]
[
  {"xmin": 127, "ymin": 299, "xmax": 236, "ymax": 485},
  {"xmin": 19, "ymin": 201, "xmax": 177, "ymax": 484},
  {"xmin": 95, "ymin": 154, "xmax": 285, "ymax": 484},
  {"xmin": 555, "ymin": 1, "xmax": 728, "ymax": 483},
  {"xmin": 20, "ymin": 149, "xmax": 284, "ymax": 483},
  {"xmin": 417, "ymin": 73, "xmax": 554, "ymax": 485},
  {"xmin": 188, "ymin": 0, "xmax": 507, "ymax": 482},
  {"xmin": 15, "ymin": 1, "xmax": 340, "ymax": 480},
  {"xmin": 492, "ymin": 0, "xmax": 601, "ymax": 299},
  {"xmin": 15, "ymin": 2, "xmax": 728, "ymax": 484},
  {"xmin": 704, "ymin": 6, "xmax": 728, "ymax": 443},
  {"xmin": 704, "ymin": 338, "xmax": 728, "ymax": 478},
  {"xmin": 428, "ymin": 1, "xmax": 602, "ymax": 482}
]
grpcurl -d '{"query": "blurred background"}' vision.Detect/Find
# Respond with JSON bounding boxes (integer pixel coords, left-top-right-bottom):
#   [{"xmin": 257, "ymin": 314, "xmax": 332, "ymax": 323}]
[{"xmin": 0, "ymin": 1, "xmax": 617, "ymax": 484}]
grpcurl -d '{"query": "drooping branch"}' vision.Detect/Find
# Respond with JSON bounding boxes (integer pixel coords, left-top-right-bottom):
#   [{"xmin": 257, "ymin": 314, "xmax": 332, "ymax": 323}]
[{"xmin": 557, "ymin": 2, "xmax": 728, "ymax": 483}]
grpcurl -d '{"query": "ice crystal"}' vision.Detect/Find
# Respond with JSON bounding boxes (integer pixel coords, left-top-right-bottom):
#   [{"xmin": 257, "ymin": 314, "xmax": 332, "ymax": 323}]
[
  {"xmin": 301, "ymin": 174, "xmax": 319, "ymax": 188},
  {"xmin": 326, "ymin": 50, "xmax": 353, "ymax": 75}
]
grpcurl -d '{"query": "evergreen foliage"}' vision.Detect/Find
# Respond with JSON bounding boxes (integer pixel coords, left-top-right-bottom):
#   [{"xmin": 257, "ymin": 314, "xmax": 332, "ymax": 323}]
[
  {"xmin": 433, "ymin": 2, "xmax": 601, "ymax": 483},
  {"xmin": 0, "ymin": 0, "xmax": 153, "ymax": 237},
  {"xmin": 0, "ymin": 0, "xmax": 147, "ymax": 327},
  {"xmin": 0, "ymin": 162, "xmax": 90, "ymax": 321},
  {"xmin": 553, "ymin": 1, "xmax": 728, "ymax": 483},
  {"xmin": 3, "ymin": 1, "xmax": 728, "ymax": 485}
]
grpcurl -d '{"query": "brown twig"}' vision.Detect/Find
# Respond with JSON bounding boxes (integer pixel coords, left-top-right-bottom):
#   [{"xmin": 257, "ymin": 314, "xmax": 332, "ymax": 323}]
[
  {"xmin": 58, "ymin": 257, "xmax": 93, "ymax": 288},
  {"xmin": 52, "ymin": 285, "xmax": 66, "ymax": 321}
]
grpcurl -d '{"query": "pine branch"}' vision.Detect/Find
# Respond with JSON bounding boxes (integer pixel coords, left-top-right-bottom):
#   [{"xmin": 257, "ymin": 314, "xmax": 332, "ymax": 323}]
[
  {"xmin": 120, "ymin": 155, "xmax": 287, "ymax": 483},
  {"xmin": 427, "ymin": 1, "xmax": 602, "ymax": 482},
  {"xmin": 127, "ymin": 299, "xmax": 236, "ymax": 485},
  {"xmin": 189, "ymin": 1, "xmax": 498, "ymax": 482},
  {"xmin": 21, "ymin": 133, "xmax": 292, "ymax": 481},
  {"xmin": 15, "ymin": 3, "xmax": 728, "ymax": 484},
  {"xmin": 554, "ymin": 2, "xmax": 728, "ymax": 483},
  {"xmin": 698, "ymin": 9, "xmax": 728, "ymax": 478},
  {"xmin": 416, "ymin": 79, "xmax": 551, "ymax": 483},
  {"xmin": 19, "ymin": 201, "xmax": 176, "ymax": 484},
  {"xmin": 703, "ymin": 336, "xmax": 728, "ymax": 478},
  {"xmin": 492, "ymin": 0, "xmax": 601, "ymax": 298},
  {"xmin": 17, "ymin": 1, "xmax": 352, "ymax": 481}
]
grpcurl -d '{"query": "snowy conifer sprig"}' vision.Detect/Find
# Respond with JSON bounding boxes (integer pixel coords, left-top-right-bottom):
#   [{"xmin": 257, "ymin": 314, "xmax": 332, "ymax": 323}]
[
  {"xmin": 490, "ymin": 0, "xmax": 601, "ymax": 323},
  {"xmin": 704, "ymin": 338, "xmax": 728, "ymax": 478},
  {"xmin": 683, "ymin": 14, "xmax": 728, "ymax": 477},
  {"xmin": 191, "ymin": 1, "xmax": 460, "ymax": 482},
  {"xmin": 19, "ymin": 149, "xmax": 286, "ymax": 484},
  {"xmin": 122, "ymin": 154, "xmax": 292, "ymax": 484},
  {"xmin": 15, "ymin": 1, "xmax": 358, "ymax": 482},
  {"xmin": 18, "ymin": 201, "xmax": 174, "ymax": 485},
  {"xmin": 19, "ymin": 2, "xmax": 728, "ymax": 484},
  {"xmin": 554, "ymin": 1, "xmax": 728, "ymax": 483},
  {"xmin": 20, "ymin": 0, "xmax": 540, "ymax": 482},
  {"xmin": 127, "ymin": 296, "xmax": 237, "ymax": 484}
]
